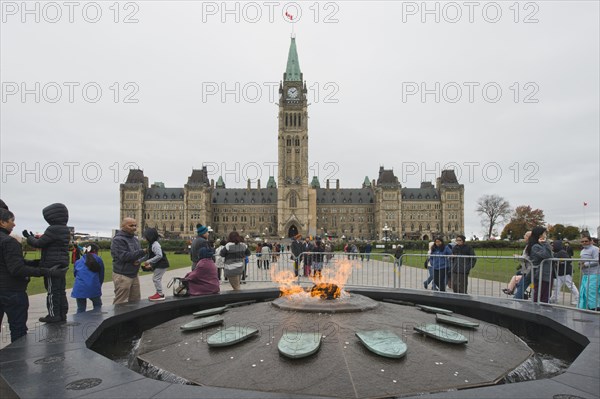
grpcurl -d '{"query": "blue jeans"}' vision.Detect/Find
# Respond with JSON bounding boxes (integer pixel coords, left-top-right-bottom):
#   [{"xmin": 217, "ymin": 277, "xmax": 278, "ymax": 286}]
[
  {"xmin": 75, "ymin": 297, "xmax": 102, "ymax": 313},
  {"xmin": 424, "ymin": 267, "xmax": 438, "ymax": 290},
  {"xmin": 0, "ymin": 290, "xmax": 29, "ymax": 342},
  {"xmin": 514, "ymin": 272, "xmax": 531, "ymax": 299}
]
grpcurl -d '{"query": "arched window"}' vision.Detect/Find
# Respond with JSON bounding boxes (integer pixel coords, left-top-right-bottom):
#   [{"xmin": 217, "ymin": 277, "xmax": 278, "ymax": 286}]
[
  {"xmin": 285, "ymin": 114, "xmax": 288, "ymax": 126},
  {"xmin": 294, "ymin": 136, "xmax": 300, "ymax": 146},
  {"xmin": 289, "ymin": 192, "xmax": 297, "ymax": 208},
  {"xmin": 286, "ymin": 136, "xmax": 292, "ymax": 146}
]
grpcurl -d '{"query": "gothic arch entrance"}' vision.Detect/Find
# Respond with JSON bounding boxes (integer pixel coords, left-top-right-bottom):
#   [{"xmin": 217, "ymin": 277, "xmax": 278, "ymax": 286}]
[{"xmin": 288, "ymin": 225, "xmax": 298, "ymax": 238}]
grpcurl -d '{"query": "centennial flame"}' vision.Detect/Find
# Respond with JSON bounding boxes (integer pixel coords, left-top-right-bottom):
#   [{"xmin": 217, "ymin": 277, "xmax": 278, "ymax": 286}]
[
  {"xmin": 310, "ymin": 283, "xmax": 341, "ymax": 299},
  {"xmin": 270, "ymin": 258, "xmax": 355, "ymax": 300}
]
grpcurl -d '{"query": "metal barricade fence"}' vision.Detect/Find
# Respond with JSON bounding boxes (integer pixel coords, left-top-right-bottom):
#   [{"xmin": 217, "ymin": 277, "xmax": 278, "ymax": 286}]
[
  {"xmin": 238, "ymin": 250, "xmax": 598, "ymax": 310},
  {"xmin": 397, "ymin": 253, "xmax": 535, "ymax": 299}
]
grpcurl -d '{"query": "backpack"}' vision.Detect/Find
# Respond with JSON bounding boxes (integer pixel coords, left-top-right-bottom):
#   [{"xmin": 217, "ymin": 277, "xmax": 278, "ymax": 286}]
[{"xmin": 167, "ymin": 277, "xmax": 189, "ymax": 297}]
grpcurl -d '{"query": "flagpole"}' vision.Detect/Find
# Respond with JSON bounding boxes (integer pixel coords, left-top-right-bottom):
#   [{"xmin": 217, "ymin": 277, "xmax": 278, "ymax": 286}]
[
  {"xmin": 285, "ymin": 10, "xmax": 294, "ymax": 37},
  {"xmin": 583, "ymin": 202, "xmax": 587, "ymax": 229}
]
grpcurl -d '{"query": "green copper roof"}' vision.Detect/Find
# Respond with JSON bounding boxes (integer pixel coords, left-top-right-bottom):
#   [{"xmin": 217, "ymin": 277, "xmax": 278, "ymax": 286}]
[
  {"xmin": 284, "ymin": 37, "xmax": 302, "ymax": 82},
  {"xmin": 267, "ymin": 176, "xmax": 277, "ymax": 188},
  {"xmin": 216, "ymin": 176, "xmax": 225, "ymax": 188},
  {"xmin": 363, "ymin": 176, "xmax": 371, "ymax": 188},
  {"xmin": 310, "ymin": 176, "xmax": 321, "ymax": 189}
]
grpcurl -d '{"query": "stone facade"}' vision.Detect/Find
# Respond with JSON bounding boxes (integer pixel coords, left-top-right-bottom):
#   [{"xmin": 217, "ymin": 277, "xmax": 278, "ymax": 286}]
[{"xmin": 120, "ymin": 38, "xmax": 465, "ymax": 241}]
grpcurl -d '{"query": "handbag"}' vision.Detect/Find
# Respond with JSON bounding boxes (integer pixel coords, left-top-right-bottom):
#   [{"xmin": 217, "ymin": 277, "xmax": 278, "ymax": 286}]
[{"xmin": 167, "ymin": 277, "xmax": 189, "ymax": 297}]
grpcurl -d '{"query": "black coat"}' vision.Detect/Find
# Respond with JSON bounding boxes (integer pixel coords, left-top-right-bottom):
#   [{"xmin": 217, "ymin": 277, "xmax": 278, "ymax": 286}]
[
  {"xmin": 291, "ymin": 240, "xmax": 303, "ymax": 258},
  {"xmin": 553, "ymin": 249, "xmax": 572, "ymax": 276},
  {"xmin": 26, "ymin": 203, "xmax": 70, "ymax": 269},
  {"xmin": 564, "ymin": 244, "xmax": 574, "ymax": 257},
  {"xmin": 312, "ymin": 245, "xmax": 325, "ymax": 263},
  {"xmin": 394, "ymin": 246, "xmax": 404, "ymax": 259},
  {"xmin": 0, "ymin": 228, "xmax": 45, "ymax": 291},
  {"xmin": 451, "ymin": 244, "xmax": 477, "ymax": 273}
]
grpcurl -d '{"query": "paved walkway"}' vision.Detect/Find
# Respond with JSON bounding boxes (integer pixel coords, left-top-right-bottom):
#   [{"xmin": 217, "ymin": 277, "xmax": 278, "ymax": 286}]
[{"xmin": 0, "ymin": 268, "xmax": 279, "ymax": 349}]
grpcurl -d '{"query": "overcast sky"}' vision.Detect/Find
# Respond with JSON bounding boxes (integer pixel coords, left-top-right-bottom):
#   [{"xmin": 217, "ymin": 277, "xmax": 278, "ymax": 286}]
[{"xmin": 1, "ymin": 1, "xmax": 599, "ymax": 238}]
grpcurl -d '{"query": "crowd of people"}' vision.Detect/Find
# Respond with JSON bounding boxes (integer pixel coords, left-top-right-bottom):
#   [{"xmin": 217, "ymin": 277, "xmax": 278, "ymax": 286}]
[
  {"xmin": 500, "ymin": 228, "xmax": 599, "ymax": 311},
  {"xmin": 290, "ymin": 234, "xmax": 333, "ymax": 278},
  {"xmin": 1, "ymin": 197, "xmax": 599, "ymax": 344}
]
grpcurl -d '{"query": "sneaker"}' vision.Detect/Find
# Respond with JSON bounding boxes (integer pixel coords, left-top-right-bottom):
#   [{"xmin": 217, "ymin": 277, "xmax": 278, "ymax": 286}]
[
  {"xmin": 571, "ymin": 301, "xmax": 578, "ymax": 305},
  {"xmin": 39, "ymin": 315, "xmax": 63, "ymax": 323},
  {"xmin": 148, "ymin": 293, "xmax": 165, "ymax": 301},
  {"xmin": 423, "ymin": 281, "xmax": 428, "ymax": 289}
]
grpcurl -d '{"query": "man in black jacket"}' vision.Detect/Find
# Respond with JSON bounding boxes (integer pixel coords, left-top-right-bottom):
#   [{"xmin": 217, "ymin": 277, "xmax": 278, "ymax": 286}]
[
  {"xmin": 451, "ymin": 235, "xmax": 477, "ymax": 294},
  {"xmin": 0, "ymin": 209, "xmax": 67, "ymax": 342},
  {"xmin": 291, "ymin": 234, "xmax": 303, "ymax": 277}
]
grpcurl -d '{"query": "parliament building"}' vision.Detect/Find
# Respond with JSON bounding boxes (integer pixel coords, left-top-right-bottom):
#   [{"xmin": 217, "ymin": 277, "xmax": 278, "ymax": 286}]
[{"xmin": 120, "ymin": 37, "xmax": 465, "ymax": 241}]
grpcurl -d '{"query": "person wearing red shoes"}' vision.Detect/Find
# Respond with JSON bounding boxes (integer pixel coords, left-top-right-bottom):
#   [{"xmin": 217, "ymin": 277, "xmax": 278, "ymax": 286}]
[{"xmin": 141, "ymin": 228, "xmax": 170, "ymax": 301}]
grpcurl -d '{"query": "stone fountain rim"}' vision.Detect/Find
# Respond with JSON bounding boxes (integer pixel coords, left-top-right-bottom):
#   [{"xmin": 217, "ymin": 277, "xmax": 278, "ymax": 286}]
[{"xmin": 0, "ymin": 287, "xmax": 597, "ymax": 399}]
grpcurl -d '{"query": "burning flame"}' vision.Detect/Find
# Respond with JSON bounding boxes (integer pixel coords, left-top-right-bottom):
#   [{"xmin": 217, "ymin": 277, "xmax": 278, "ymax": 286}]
[{"xmin": 270, "ymin": 258, "xmax": 356, "ymax": 299}]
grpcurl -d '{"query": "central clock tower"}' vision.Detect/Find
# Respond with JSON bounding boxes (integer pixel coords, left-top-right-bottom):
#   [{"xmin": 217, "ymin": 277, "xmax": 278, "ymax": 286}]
[{"xmin": 277, "ymin": 36, "xmax": 311, "ymax": 238}]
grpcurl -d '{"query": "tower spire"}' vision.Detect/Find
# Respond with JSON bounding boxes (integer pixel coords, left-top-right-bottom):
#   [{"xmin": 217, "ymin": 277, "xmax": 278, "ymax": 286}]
[{"xmin": 284, "ymin": 37, "xmax": 302, "ymax": 82}]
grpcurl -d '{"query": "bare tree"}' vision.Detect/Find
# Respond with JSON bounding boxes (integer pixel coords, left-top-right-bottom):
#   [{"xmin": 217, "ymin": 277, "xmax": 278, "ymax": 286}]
[{"xmin": 476, "ymin": 195, "xmax": 512, "ymax": 239}]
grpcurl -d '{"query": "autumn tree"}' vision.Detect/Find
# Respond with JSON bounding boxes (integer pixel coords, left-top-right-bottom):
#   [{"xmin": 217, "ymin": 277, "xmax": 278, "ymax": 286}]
[
  {"xmin": 547, "ymin": 224, "xmax": 580, "ymax": 240},
  {"xmin": 512, "ymin": 205, "xmax": 545, "ymax": 229},
  {"xmin": 476, "ymin": 195, "xmax": 512, "ymax": 239},
  {"xmin": 500, "ymin": 221, "xmax": 528, "ymax": 240},
  {"xmin": 500, "ymin": 205, "xmax": 546, "ymax": 240}
]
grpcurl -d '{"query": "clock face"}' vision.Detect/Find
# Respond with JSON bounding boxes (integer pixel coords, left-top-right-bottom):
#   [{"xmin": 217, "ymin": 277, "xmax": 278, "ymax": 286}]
[{"xmin": 287, "ymin": 87, "xmax": 298, "ymax": 99}]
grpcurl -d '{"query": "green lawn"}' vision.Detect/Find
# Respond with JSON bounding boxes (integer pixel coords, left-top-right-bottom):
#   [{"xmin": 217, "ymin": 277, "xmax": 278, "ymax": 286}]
[{"xmin": 24, "ymin": 251, "xmax": 194, "ymax": 296}]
